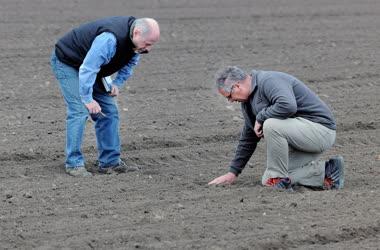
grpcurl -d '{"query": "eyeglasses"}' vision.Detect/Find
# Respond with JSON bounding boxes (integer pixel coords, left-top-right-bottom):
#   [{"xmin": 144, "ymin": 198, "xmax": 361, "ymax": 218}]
[{"xmin": 226, "ymin": 84, "xmax": 236, "ymax": 101}]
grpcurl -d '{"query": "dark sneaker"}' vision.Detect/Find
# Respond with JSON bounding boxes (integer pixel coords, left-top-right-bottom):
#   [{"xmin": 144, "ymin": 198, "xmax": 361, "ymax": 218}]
[
  {"xmin": 324, "ymin": 155, "xmax": 345, "ymax": 190},
  {"xmin": 65, "ymin": 166, "xmax": 93, "ymax": 177},
  {"xmin": 265, "ymin": 177, "xmax": 293, "ymax": 191},
  {"xmin": 98, "ymin": 160, "xmax": 140, "ymax": 174}
]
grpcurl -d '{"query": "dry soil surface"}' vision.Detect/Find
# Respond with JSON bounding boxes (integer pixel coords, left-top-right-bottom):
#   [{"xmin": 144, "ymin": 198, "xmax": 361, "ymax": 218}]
[{"xmin": 1, "ymin": 0, "xmax": 379, "ymax": 249}]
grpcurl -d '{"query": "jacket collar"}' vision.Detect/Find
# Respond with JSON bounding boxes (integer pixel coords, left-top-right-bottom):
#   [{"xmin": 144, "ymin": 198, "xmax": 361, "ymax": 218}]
[
  {"xmin": 240, "ymin": 70, "xmax": 258, "ymax": 129},
  {"xmin": 250, "ymin": 69, "xmax": 258, "ymax": 95}
]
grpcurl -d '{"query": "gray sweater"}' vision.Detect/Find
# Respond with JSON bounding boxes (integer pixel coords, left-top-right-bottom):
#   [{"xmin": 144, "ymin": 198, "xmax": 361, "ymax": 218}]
[{"xmin": 229, "ymin": 70, "xmax": 336, "ymax": 176}]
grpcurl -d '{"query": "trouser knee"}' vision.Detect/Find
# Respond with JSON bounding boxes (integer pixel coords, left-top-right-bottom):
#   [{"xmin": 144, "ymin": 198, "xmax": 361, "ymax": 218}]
[
  {"xmin": 263, "ymin": 118, "xmax": 282, "ymax": 138},
  {"xmin": 67, "ymin": 103, "xmax": 88, "ymax": 119}
]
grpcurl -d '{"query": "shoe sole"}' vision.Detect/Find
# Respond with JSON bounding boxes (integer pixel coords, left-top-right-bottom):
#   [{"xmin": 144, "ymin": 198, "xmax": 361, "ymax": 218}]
[
  {"xmin": 331, "ymin": 155, "xmax": 345, "ymax": 189},
  {"xmin": 273, "ymin": 186, "xmax": 294, "ymax": 192},
  {"xmin": 98, "ymin": 168, "xmax": 114, "ymax": 174},
  {"xmin": 98, "ymin": 166, "xmax": 139, "ymax": 174},
  {"xmin": 98, "ymin": 167, "xmax": 122, "ymax": 174},
  {"xmin": 66, "ymin": 168, "xmax": 93, "ymax": 177}
]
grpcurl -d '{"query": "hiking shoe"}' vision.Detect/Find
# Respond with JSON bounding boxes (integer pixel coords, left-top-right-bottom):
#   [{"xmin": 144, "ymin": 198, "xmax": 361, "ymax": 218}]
[
  {"xmin": 65, "ymin": 166, "xmax": 93, "ymax": 177},
  {"xmin": 98, "ymin": 160, "xmax": 140, "ymax": 174},
  {"xmin": 265, "ymin": 177, "xmax": 293, "ymax": 191},
  {"xmin": 324, "ymin": 155, "xmax": 345, "ymax": 190}
]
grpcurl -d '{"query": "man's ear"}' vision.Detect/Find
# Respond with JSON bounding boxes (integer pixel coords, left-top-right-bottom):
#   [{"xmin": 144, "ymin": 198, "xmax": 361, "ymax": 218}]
[{"xmin": 133, "ymin": 28, "xmax": 141, "ymax": 38}]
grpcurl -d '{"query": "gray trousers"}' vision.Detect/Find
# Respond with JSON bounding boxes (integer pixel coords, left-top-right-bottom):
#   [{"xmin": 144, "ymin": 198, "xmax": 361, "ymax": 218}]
[{"xmin": 261, "ymin": 117, "xmax": 336, "ymax": 187}]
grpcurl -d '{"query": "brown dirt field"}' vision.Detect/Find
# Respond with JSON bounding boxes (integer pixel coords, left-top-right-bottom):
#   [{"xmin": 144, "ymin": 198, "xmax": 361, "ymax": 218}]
[{"xmin": 1, "ymin": 0, "xmax": 379, "ymax": 249}]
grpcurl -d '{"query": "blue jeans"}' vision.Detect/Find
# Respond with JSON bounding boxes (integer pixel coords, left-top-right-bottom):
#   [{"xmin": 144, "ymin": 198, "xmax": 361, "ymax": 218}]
[{"xmin": 50, "ymin": 51, "xmax": 121, "ymax": 168}]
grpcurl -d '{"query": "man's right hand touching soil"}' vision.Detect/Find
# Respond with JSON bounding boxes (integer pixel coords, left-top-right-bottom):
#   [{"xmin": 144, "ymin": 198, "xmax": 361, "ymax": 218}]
[{"xmin": 208, "ymin": 172, "xmax": 237, "ymax": 185}]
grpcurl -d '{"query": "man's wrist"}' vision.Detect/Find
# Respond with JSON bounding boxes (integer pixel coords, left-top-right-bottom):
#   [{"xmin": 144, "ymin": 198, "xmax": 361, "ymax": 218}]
[
  {"xmin": 112, "ymin": 81, "xmax": 124, "ymax": 87},
  {"xmin": 256, "ymin": 116, "xmax": 264, "ymax": 125},
  {"xmin": 229, "ymin": 167, "xmax": 240, "ymax": 177},
  {"xmin": 80, "ymin": 95, "xmax": 93, "ymax": 104}
]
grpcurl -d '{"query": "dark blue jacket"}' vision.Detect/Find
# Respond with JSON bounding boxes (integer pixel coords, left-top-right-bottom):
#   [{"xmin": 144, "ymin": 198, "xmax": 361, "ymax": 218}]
[{"xmin": 55, "ymin": 16, "xmax": 137, "ymax": 78}]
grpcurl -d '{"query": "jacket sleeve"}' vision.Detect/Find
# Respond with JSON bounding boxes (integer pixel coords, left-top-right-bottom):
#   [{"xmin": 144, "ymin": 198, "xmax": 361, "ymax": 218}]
[
  {"xmin": 79, "ymin": 32, "xmax": 117, "ymax": 104},
  {"xmin": 229, "ymin": 121, "xmax": 261, "ymax": 176},
  {"xmin": 256, "ymin": 77, "xmax": 297, "ymax": 124},
  {"xmin": 112, "ymin": 53, "xmax": 141, "ymax": 87}
]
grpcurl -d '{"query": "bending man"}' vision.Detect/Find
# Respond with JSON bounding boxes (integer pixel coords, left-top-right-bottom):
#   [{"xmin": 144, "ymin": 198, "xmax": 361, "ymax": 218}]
[{"xmin": 51, "ymin": 16, "xmax": 160, "ymax": 176}]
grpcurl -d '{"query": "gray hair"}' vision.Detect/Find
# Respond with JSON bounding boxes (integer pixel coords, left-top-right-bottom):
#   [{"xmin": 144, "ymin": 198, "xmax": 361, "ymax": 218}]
[
  {"xmin": 215, "ymin": 66, "xmax": 247, "ymax": 92},
  {"xmin": 134, "ymin": 18, "xmax": 155, "ymax": 37}
]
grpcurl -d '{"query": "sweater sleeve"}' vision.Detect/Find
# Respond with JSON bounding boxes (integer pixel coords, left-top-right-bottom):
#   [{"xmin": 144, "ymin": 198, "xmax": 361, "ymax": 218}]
[
  {"xmin": 256, "ymin": 77, "xmax": 297, "ymax": 124},
  {"xmin": 229, "ymin": 121, "xmax": 261, "ymax": 176}
]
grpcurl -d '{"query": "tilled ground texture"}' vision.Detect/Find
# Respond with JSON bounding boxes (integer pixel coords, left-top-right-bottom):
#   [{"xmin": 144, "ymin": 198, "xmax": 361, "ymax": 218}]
[{"xmin": 1, "ymin": 0, "xmax": 379, "ymax": 249}]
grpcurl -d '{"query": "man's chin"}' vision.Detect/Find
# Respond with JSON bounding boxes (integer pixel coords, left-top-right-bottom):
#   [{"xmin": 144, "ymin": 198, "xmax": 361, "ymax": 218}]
[{"xmin": 134, "ymin": 48, "xmax": 149, "ymax": 54}]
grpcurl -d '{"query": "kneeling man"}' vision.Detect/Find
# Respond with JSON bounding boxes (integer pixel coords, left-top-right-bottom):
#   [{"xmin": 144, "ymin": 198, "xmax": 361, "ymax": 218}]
[{"xmin": 208, "ymin": 66, "xmax": 344, "ymax": 191}]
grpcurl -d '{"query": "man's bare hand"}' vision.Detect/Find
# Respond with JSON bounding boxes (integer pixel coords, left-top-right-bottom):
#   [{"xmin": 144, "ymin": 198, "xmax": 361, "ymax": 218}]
[
  {"xmin": 254, "ymin": 120, "xmax": 263, "ymax": 138},
  {"xmin": 208, "ymin": 172, "xmax": 237, "ymax": 185},
  {"xmin": 110, "ymin": 85, "xmax": 119, "ymax": 97},
  {"xmin": 85, "ymin": 100, "xmax": 101, "ymax": 114}
]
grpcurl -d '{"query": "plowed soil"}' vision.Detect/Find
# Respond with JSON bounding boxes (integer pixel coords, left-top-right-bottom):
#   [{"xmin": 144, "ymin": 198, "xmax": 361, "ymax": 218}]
[{"xmin": 1, "ymin": 0, "xmax": 379, "ymax": 249}]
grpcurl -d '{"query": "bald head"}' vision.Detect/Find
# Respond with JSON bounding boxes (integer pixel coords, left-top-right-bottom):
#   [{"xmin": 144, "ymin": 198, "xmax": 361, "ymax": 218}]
[
  {"xmin": 135, "ymin": 18, "xmax": 160, "ymax": 39},
  {"xmin": 132, "ymin": 18, "xmax": 160, "ymax": 53}
]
